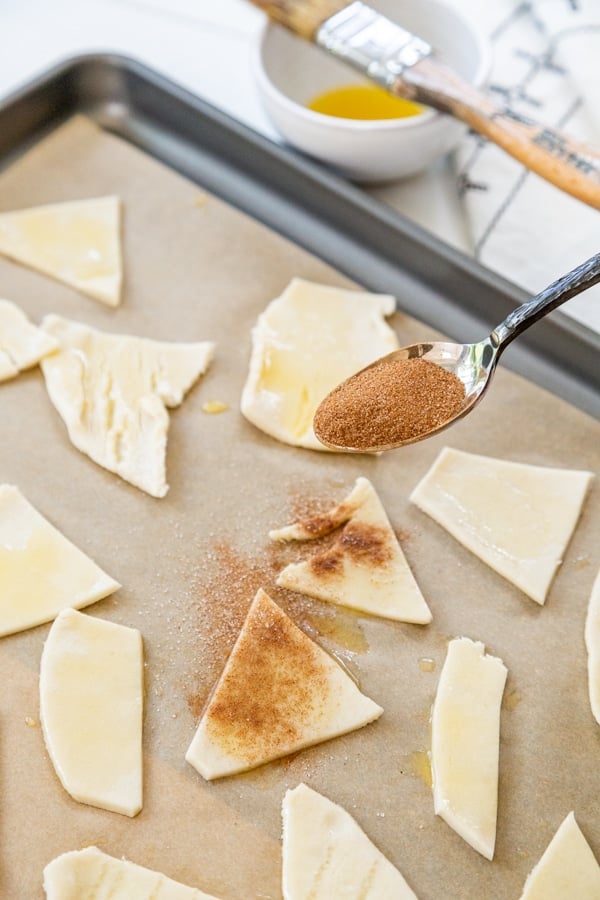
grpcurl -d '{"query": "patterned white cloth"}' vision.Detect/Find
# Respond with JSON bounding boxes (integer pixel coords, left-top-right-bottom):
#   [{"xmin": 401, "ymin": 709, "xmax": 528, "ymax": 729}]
[{"xmin": 452, "ymin": 0, "xmax": 600, "ymax": 331}]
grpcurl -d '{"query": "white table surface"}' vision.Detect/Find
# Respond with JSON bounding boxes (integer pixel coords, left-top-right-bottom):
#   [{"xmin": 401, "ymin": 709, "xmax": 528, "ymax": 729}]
[{"xmin": 0, "ymin": 0, "xmax": 469, "ymax": 251}]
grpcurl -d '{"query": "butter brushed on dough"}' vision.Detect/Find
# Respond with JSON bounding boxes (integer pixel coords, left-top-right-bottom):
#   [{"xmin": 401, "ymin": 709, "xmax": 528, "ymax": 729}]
[
  {"xmin": 0, "ymin": 484, "xmax": 119, "ymax": 637},
  {"xmin": 40, "ymin": 609, "xmax": 143, "ymax": 817},
  {"xmin": 0, "ymin": 196, "xmax": 123, "ymax": 306},
  {"xmin": 431, "ymin": 637, "xmax": 507, "ymax": 860},
  {"xmin": 241, "ymin": 278, "xmax": 398, "ymax": 450},
  {"xmin": 411, "ymin": 447, "xmax": 593, "ymax": 604}
]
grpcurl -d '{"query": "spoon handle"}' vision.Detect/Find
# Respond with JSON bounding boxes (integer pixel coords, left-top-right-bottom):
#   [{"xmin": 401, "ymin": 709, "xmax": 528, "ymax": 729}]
[{"xmin": 493, "ymin": 251, "xmax": 600, "ymax": 348}]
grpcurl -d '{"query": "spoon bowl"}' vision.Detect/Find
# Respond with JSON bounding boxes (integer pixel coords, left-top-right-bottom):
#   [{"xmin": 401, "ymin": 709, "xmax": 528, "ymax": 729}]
[{"xmin": 314, "ymin": 252, "xmax": 600, "ymax": 453}]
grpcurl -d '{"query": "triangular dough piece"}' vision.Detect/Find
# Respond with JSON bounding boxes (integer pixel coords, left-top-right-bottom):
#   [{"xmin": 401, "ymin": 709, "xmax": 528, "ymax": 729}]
[
  {"xmin": 410, "ymin": 447, "xmax": 593, "ymax": 604},
  {"xmin": 241, "ymin": 278, "xmax": 398, "ymax": 450},
  {"xmin": 0, "ymin": 484, "xmax": 119, "ymax": 637},
  {"xmin": 40, "ymin": 609, "xmax": 143, "ymax": 817},
  {"xmin": 585, "ymin": 570, "xmax": 600, "ymax": 725},
  {"xmin": 0, "ymin": 196, "xmax": 122, "ymax": 306},
  {"xmin": 185, "ymin": 589, "xmax": 382, "ymax": 779},
  {"xmin": 431, "ymin": 637, "xmax": 507, "ymax": 860},
  {"xmin": 44, "ymin": 846, "xmax": 220, "ymax": 899},
  {"xmin": 519, "ymin": 812, "xmax": 600, "ymax": 899},
  {"xmin": 271, "ymin": 477, "xmax": 431, "ymax": 623},
  {"xmin": 40, "ymin": 315, "xmax": 215, "ymax": 497},
  {"xmin": 282, "ymin": 784, "xmax": 418, "ymax": 900},
  {"xmin": 0, "ymin": 298, "xmax": 58, "ymax": 381}
]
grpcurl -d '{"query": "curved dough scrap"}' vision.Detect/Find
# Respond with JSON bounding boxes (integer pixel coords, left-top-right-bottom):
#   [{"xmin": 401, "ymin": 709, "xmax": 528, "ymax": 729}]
[
  {"xmin": 241, "ymin": 278, "xmax": 398, "ymax": 450},
  {"xmin": 40, "ymin": 315, "xmax": 214, "ymax": 497},
  {"xmin": 271, "ymin": 477, "xmax": 431, "ymax": 623},
  {"xmin": 0, "ymin": 196, "xmax": 123, "ymax": 306},
  {"xmin": 410, "ymin": 447, "xmax": 593, "ymax": 604},
  {"xmin": 431, "ymin": 637, "xmax": 507, "ymax": 860},
  {"xmin": 282, "ymin": 783, "xmax": 418, "ymax": 900},
  {"xmin": 520, "ymin": 812, "xmax": 600, "ymax": 899},
  {"xmin": 40, "ymin": 609, "xmax": 143, "ymax": 817},
  {"xmin": 186, "ymin": 589, "xmax": 382, "ymax": 780},
  {"xmin": 0, "ymin": 298, "xmax": 58, "ymax": 382},
  {"xmin": 585, "ymin": 570, "xmax": 600, "ymax": 725},
  {"xmin": 0, "ymin": 484, "xmax": 119, "ymax": 637},
  {"xmin": 43, "ymin": 846, "xmax": 221, "ymax": 899}
]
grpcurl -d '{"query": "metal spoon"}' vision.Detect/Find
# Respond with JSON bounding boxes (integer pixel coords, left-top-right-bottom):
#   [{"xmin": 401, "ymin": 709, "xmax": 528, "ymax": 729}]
[{"xmin": 314, "ymin": 250, "xmax": 600, "ymax": 452}]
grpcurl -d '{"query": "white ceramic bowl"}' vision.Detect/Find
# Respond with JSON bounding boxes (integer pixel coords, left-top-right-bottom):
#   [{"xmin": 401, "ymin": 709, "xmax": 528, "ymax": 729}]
[{"xmin": 253, "ymin": 0, "xmax": 490, "ymax": 183}]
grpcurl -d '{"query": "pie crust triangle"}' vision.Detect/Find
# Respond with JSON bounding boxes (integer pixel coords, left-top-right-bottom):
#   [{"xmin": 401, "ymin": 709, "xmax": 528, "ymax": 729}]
[
  {"xmin": 519, "ymin": 812, "xmax": 600, "ymax": 899},
  {"xmin": 282, "ymin": 784, "xmax": 418, "ymax": 900},
  {"xmin": 241, "ymin": 278, "xmax": 398, "ymax": 450},
  {"xmin": 44, "ymin": 846, "xmax": 220, "ymax": 899},
  {"xmin": 271, "ymin": 477, "xmax": 431, "ymax": 623},
  {"xmin": 0, "ymin": 298, "xmax": 58, "ymax": 381},
  {"xmin": 185, "ymin": 588, "xmax": 383, "ymax": 779},
  {"xmin": 40, "ymin": 315, "xmax": 214, "ymax": 497},
  {"xmin": 0, "ymin": 196, "xmax": 123, "ymax": 306},
  {"xmin": 40, "ymin": 609, "xmax": 143, "ymax": 817},
  {"xmin": 411, "ymin": 447, "xmax": 593, "ymax": 604},
  {"xmin": 431, "ymin": 637, "xmax": 507, "ymax": 860},
  {"xmin": 0, "ymin": 484, "xmax": 119, "ymax": 637}
]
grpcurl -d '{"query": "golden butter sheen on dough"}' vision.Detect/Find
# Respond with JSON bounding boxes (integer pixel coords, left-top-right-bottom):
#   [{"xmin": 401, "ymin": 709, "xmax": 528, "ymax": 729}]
[
  {"xmin": 241, "ymin": 278, "xmax": 398, "ymax": 450},
  {"xmin": 411, "ymin": 447, "xmax": 593, "ymax": 604},
  {"xmin": 0, "ymin": 484, "xmax": 119, "ymax": 637},
  {"xmin": 40, "ymin": 609, "xmax": 144, "ymax": 817},
  {"xmin": 0, "ymin": 196, "xmax": 123, "ymax": 306}
]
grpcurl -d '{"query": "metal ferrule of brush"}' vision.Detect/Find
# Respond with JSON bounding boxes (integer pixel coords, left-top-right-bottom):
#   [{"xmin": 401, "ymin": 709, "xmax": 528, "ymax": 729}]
[{"xmin": 316, "ymin": 1, "xmax": 431, "ymax": 87}]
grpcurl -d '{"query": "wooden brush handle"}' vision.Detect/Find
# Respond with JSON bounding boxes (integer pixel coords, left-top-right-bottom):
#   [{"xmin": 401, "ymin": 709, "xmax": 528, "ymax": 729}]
[{"xmin": 396, "ymin": 56, "xmax": 600, "ymax": 209}]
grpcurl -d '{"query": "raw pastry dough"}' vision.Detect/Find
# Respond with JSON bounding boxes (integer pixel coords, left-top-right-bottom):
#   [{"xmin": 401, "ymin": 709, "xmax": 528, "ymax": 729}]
[
  {"xmin": 40, "ymin": 608, "xmax": 143, "ymax": 817},
  {"xmin": 410, "ymin": 447, "xmax": 593, "ymax": 604},
  {"xmin": 431, "ymin": 637, "xmax": 507, "ymax": 860},
  {"xmin": 0, "ymin": 484, "xmax": 119, "ymax": 637},
  {"xmin": 241, "ymin": 278, "xmax": 398, "ymax": 450},
  {"xmin": 282, "ymin": 784, "xmax": 418, "ymax": 900},
  {"xmin": 0, "ymin": 298, "xmax": 58, "ymax": 381},
  {"xmin": 43, "ymin": 846, "xmax": 220, "ymax": 899},
  {"xmin": 0, "ymin": 196, "xmax": 123, "ymax": 306},
  {"xmin": 271, "ymin": 477, "xmax": 431, "ymax": 623},
  {"xmin": 585, "ymin": 570, "xmax": 600, "ymax": 725},
  {"xmin": 40, "ymin": 315, "xmax": 214, "ymax": 497},
  {"xmin": 519, "ymin": 812, "xmax": 600, "ymax": 899},
  {"xmin": 186, "ymin": 589, "xmax": 382, "ymax": 779}
]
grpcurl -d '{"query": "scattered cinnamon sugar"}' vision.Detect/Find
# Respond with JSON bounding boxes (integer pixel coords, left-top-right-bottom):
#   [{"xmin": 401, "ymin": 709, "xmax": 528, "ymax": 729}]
[
  {"xmin": 309, "ymin": 521, "xmax": 393, "ymax": 579},
  {"xmin": 313, "ymin": 356, "xmax": 466, "ymax": 449}
]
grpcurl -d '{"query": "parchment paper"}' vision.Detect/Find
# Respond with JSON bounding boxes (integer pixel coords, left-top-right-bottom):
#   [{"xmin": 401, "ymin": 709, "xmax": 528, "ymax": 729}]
[{"xmin": 0, "ymin": 117, "xmax": 599, "ymax": 900}]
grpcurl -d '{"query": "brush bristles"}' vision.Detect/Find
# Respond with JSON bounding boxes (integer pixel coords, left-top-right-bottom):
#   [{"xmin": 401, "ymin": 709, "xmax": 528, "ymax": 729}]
[{"xmin": 249, "ymin": 0, "xmax": 350, "ymax": 39}]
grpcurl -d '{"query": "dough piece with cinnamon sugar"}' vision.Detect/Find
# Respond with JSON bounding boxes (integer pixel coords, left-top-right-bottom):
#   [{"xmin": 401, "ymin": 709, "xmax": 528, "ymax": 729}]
[
  {"xmin": 270, "ymin": 477, "xmax": 431, "ymax": 623},
  {"xmin": 185, "ymin": 589, "xmax": 382, "ymax": 780}
]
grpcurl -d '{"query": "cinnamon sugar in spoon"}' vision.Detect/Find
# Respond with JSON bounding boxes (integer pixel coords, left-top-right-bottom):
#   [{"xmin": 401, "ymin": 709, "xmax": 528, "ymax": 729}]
[{"xmin": 313, "ymin": 252, "xmax": 600, "ymax": 453}]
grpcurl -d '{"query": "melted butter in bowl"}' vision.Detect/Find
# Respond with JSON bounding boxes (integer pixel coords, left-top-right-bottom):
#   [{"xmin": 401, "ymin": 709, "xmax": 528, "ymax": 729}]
[{"xmin": 307, "ymin": 84, "xmax": 423, "ymax": 121}]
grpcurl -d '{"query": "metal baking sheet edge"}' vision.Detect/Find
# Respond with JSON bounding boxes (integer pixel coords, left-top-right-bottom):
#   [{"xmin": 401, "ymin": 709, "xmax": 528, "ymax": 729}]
[{"xmin": 0, "ymin": 53, "xmax": 598, "ymax": 419}]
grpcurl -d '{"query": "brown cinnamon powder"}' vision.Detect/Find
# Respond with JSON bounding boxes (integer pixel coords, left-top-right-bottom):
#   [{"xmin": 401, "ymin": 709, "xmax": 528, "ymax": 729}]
[{"xmin": 314, "ymin": 356, "xmax": 466, "ymax": 449}]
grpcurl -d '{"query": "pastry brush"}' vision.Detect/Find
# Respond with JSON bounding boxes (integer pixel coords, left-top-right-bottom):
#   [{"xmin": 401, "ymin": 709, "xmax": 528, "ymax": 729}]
[{"xmin": 249, "ymin": 0, "xmax": 600, "ymax": 208}]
